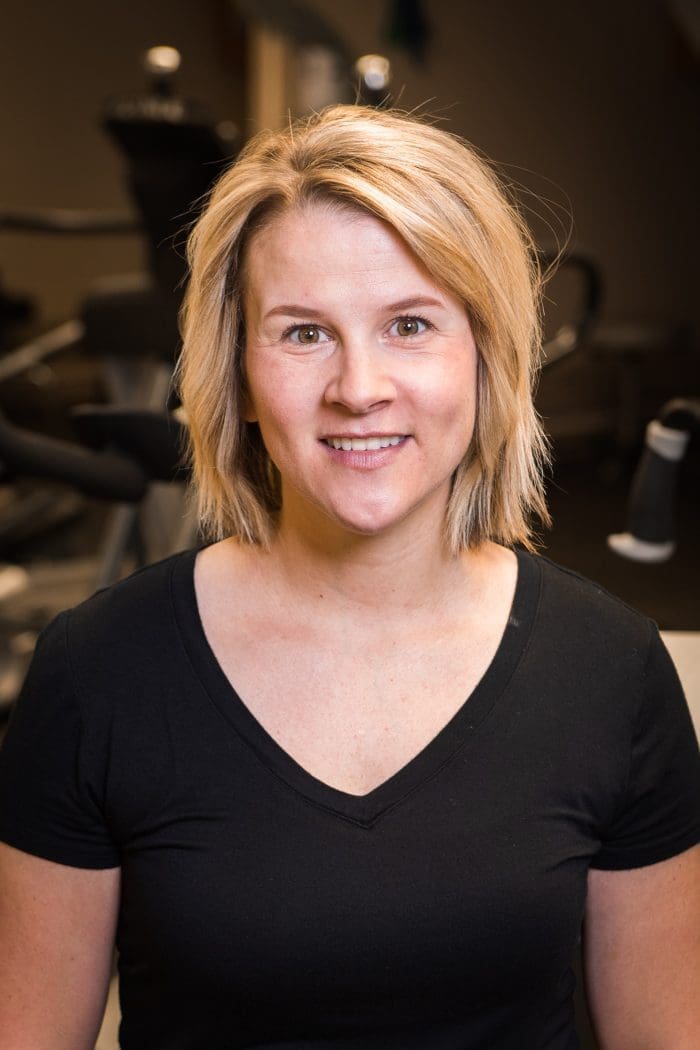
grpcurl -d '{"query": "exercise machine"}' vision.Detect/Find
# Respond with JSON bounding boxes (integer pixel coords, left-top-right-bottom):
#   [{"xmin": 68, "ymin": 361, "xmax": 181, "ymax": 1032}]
[
  {"xmin": 0, "ymin": 404, "xmax": 189, "ymax": 716},
  {"xmin": 607, "ymin": 398, "xmax": 699, "ymax": 563}
]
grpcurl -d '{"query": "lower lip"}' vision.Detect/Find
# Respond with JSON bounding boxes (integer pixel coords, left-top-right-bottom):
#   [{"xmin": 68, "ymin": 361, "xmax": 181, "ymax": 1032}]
[{"xmin": 321, "ymin": 437, "xmax": 409, "ymax": 469}]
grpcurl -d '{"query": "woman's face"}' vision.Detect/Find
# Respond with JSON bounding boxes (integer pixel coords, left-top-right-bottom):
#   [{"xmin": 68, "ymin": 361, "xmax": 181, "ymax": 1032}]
[{"xmin": 243, "ymin": 202, "xmax": 478, "ymax": 544}]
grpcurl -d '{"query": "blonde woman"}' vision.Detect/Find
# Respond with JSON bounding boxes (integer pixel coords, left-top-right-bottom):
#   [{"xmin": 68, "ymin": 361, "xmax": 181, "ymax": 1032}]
[{"xmin": 1, "ymin": 106, "xmax": 698, "ymax": 1050}]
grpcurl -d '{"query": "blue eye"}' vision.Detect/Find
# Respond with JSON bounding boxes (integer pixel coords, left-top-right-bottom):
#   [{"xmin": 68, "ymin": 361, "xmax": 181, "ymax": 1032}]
[{"xmin": 391, "ymin": 316, "xmax": 430, "ymax": 337}]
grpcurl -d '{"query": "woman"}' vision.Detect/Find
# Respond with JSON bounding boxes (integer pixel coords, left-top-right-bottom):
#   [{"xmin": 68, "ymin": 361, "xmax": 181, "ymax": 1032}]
[{"xmin": 0, "ymin": 105, "xmax": 698, "ymax": 1049}]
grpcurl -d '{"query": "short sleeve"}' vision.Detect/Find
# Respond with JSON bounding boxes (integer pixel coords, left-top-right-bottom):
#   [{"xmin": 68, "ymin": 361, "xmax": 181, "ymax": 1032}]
[
  {"xmin": 0, "ymin": 611, "xmax": 120, "ymax": 868},
  {"xmin": 591, "ymin": 622, "xmax": 700, "ymax": 869}
]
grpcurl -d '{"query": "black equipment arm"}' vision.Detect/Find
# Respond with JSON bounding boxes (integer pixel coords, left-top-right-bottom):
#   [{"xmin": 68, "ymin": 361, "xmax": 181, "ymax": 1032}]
[
  {"xmin": 539, "ymin": 249, "xmax": 603, "ymax": 366},
  {"xmin": 70, "ymin": 406, "xmax": 188, "ymax": 483},
  {"xmin": 0, "ymin": 411, "xmax": 148, "ymax": 502}
]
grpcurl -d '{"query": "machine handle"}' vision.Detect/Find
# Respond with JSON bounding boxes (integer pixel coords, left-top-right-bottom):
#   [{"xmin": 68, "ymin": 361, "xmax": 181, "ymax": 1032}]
[{"xmin": 0, "ymin": 412, "xmax": 148, "ymax": 502}]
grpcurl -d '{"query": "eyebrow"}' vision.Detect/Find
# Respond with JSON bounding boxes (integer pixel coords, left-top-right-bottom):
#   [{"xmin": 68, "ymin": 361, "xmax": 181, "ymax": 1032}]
[{"xmin": 262, "ymin": 296, "xmax": 448, "ymax": 322}]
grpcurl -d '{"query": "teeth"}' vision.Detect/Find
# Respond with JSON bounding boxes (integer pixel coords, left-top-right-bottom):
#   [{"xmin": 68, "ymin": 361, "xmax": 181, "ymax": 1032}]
[{"xmin": 327, "ymin": 436, "xmax": 403, "ymax": 451}]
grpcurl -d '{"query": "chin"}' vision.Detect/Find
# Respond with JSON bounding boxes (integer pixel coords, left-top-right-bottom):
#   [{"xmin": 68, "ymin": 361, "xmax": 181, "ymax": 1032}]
[{"xmin": 324, "ymin": 501, "xmax": 425, "ymax": 539}]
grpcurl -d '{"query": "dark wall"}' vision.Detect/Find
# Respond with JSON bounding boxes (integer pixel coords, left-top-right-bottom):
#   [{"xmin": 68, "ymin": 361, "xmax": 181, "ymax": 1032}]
[
  {"xmin": 305, "ymin": 0, "xmax": 699, "ymax": 334},
  {"xmin": 294, "ymin": 0, "xmax": 698, "ymax": 444},
  {"xmin": 1, "ymin": 1, "xmax": 698, "ymax": 353},
  {"xmin": 0, "ymin": 0, "xmax": 244, "ymax": 324}
]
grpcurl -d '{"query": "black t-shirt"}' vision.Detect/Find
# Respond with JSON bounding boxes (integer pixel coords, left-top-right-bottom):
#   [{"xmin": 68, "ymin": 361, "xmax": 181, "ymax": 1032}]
[{"xmin": 0, "ymin": 548, "xmax": 698, "ymax": 1049}]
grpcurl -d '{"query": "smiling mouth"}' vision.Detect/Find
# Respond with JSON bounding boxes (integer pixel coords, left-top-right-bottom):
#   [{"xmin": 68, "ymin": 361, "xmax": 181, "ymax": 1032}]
[{"xmin": 323, "ymin": 435, "xmax": 405, "ymax": 451}]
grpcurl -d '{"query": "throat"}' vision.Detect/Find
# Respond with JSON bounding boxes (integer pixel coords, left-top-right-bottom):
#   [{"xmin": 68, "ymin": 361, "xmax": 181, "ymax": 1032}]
[{"xmin": 274, "ymin": 491, "xmax": 464, "ymax": 610}]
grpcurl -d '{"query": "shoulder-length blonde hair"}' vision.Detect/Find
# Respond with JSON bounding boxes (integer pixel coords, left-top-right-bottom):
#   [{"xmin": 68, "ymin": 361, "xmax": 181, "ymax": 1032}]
[{"xmin": 178, "ymin": 104, "xmax": 550, "ymax": 551}]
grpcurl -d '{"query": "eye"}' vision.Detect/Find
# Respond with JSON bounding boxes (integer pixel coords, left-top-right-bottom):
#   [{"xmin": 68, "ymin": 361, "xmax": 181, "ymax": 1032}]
[
  {"xmin": 287, "ymin": 324, "xmax": 329, "ymax": 345},
  {"xmin": 391, "ymin": 316, "xmax": 431, "ymax": 337}
]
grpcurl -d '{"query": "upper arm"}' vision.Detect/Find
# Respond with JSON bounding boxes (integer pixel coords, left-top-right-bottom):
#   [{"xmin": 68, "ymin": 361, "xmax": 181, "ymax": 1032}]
[
  {"xmin": 0, "ymin": 841, "xmax": 120, "ymax": 1050},
  {"xmin": 583, "ymin": 843, "xmax": 700, "ymax": 1050}
]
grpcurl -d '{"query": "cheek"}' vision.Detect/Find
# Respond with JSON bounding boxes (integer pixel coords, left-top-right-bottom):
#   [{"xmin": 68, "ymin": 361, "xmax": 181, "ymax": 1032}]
[
  {"xmin": 243, "ymin": 355, "xmax": 288, "ymax": 427},
  {"xmin": 423, "ymin": 353, "xmax": 477, "ymax": 425},
  {"xmin": 244, "ymin": 369, "xmax": 310, "ymax": 441}
]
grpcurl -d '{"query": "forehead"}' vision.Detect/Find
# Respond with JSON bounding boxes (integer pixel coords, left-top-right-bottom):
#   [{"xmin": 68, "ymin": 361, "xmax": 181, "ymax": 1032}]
[
  {"xmin": 246, "ymin": 201, "xmax": 403, "ymax": 265},
  {"xmin": 242, "ymin": 201, "xmax": 439, "ymax": 307}
]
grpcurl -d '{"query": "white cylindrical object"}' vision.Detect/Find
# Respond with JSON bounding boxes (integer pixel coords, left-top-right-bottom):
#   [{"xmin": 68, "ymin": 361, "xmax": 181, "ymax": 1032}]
[
  {"xmin": 646, "ymin": 419, "xmax": 690, "ymax": 461},
  {"xmin": 606, "ymin": 531, "xmax": 675, "ymax": 563}
]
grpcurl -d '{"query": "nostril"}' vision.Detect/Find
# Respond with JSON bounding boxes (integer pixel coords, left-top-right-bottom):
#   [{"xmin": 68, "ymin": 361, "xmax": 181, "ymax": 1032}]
[{"xmin": 325, "ymin": 359, "xmax": 395, "ymax": 412}]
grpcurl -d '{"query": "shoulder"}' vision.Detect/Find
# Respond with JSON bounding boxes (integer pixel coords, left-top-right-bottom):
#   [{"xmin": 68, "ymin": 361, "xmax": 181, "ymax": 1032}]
[
  {"xmin": 513, "ymin": 550, "xmax": 667, "ymax": 717},
  {"xmin": 514, "ymin": 555, "xmax": 698, "ymax": 813},
  {"xmin": 38, "ymin": 549, "xmax": 200, "ymax": 702},
  {"xmin": 522, "ymin": 550, "xmax": 653, "ymax": 655},
  {"xmin": 65, "ymin": 548, "xmax": 197, "ymax": 647},
  {"xmin": 8, "ymin": 549, "xmax": 205, "ymax": 752}
]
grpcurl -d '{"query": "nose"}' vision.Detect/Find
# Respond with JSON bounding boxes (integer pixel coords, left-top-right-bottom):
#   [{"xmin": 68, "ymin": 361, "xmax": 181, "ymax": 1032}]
[{"xmin": 324, "ymin": 342, "xmax": 396, "ymax": 413}]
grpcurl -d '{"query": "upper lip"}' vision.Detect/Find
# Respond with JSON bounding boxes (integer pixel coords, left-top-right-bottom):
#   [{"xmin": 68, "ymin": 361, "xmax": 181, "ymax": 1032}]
[{"xmin": 321, "ymin": 432, "xmax": 407, "ymax": 439}]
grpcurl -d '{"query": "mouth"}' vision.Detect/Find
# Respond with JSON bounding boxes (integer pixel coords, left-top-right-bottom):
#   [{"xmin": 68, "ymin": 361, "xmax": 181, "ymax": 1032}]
[{"xmin": 322, "ymin": 435, "xmax": 406, "ymax": 452}]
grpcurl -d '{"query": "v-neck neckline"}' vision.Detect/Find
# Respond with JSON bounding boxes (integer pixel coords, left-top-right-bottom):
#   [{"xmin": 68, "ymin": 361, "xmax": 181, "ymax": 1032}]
[{"xmin": 171, "ymin": 547, "xmax": 541, "ymax": 828}]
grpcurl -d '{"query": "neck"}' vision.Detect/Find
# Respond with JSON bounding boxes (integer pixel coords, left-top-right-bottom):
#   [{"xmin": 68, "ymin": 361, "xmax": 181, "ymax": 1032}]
[{"xmin": 260, "ymin": 508, "xmax": 482, "ymax": 619}]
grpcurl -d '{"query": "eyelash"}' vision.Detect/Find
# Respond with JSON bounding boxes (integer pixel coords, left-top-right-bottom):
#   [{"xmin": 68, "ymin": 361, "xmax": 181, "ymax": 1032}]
[
  {"xmin": 282, "ymin": 315, "xmax": 434, "ymax": 344},
  {"xmin": 283, "ymin": 324, "xmax": 329, "ymax": 345},
  {"xmin": 391, "ymin": 315, "xmax": 433, "ymax": 337}
]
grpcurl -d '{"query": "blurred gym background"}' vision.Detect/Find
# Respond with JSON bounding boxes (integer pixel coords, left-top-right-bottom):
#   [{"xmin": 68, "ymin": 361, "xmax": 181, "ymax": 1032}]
[
  {"xmin": 0, "ymin": 3, "xmax": 698, "ymax": 1047},
  {"xmin": 1, "ymin": 0, "xmax": 698, "ymax": 687}
]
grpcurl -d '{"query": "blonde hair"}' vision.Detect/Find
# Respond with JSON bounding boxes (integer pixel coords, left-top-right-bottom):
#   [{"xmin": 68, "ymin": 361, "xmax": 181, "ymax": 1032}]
[{"xmin": 178, "ymin": 104, "xmax": 550, "ymax": 551}]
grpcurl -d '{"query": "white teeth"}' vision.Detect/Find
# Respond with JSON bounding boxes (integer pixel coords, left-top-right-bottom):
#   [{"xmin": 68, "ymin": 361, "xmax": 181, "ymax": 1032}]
[{"xmin": 327, "ymin": 436, "xmax": 403, "ymax": 451}]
